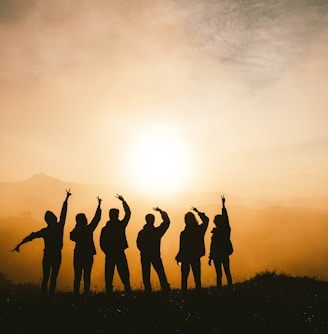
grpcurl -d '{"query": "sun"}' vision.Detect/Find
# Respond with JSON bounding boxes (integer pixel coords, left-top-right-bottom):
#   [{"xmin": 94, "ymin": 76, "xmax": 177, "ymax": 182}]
[{"xmin": 124, "ymin": 123, "xmax": 193, "ymax": 196}]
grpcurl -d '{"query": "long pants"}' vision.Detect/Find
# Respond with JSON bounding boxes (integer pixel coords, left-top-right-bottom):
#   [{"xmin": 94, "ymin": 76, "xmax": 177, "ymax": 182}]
[
  {"xmin": 73, "ymin": 253, "xmax": 94, "ymax": 295},
  {"xmin": 181, "ymin": 258, "xmax": 201, "ymax": 291},
  {"xmin": 105, "ymin": 251, "xmax": 131, "ymax": 293},
  {"xmin": 42, "ymin": 251, "xmax": 62, "ymax": 299},
  {"xmin": 140, "ymin": 254, "xmax": 170, "ymax": 292},
  {"xmin": 213, "ymin": 256, "xmax": 232, "ymax": 289}
]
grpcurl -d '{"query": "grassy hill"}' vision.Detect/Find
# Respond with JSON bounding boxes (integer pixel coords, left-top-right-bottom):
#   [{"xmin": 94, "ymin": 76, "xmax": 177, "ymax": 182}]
[{"xmin": 1, "ymin": 271, "xmax": 327, "ymax": 334}]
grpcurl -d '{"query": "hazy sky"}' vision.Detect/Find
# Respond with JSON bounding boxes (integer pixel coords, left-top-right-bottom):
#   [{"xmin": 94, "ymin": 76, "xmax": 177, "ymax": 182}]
[{"xmin": 1, "ymin": 0, "xmax": 328, "ymax": 202}]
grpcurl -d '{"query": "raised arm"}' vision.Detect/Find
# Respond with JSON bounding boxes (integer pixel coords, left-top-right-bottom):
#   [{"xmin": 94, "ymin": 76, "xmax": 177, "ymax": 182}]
[
  {"xmin": 153, "ymin": 207, "xmax": 170, "ymax": 235},
  {"xmin": 116, "ymin": 194, "xmax": 131, "ymax": 227},
  {"xmin": 192, "ymin": 206, "xmax": 209, "ymax": 232},
  {"xmin": 89, "ymin": 196, "xmax": 102, "ymax": 231},
  {"xmin": 59, "ymin": 189, "xmax": 72, "ymax": 226},
  {"xmin": 221, "ymin": 195, "xmax": 230, "ymax": 229}
]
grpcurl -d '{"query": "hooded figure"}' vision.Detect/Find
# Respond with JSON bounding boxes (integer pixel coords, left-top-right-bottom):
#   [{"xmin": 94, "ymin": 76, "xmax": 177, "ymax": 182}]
[{"xmin": 12, "ymin": 189, "xmax": 71, "ymax": 299}]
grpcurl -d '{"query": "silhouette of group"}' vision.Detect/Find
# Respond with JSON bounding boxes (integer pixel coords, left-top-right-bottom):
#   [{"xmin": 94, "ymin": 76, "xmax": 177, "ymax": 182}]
[{"xmin": 12, "ymin": 191, "xmax": 233, "ymax": 298}]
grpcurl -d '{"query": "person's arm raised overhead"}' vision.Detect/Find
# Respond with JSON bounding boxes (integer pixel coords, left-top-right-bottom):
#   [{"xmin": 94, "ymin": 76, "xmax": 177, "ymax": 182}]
[
  {"xmin": 59, "ymin": 189, "xmax": 72, "ymax": 226},
  {"xmin": 89, "ymin": 196, "xmax": 102, "ymax": 231},
  {"xmin": 191, "ymin": 206, "xmax": 209, "ymax": 231},
  {"xmin": 221, "ymin": 195, "xmax": 230, "ymax": 230},
  {"xmin": 116, "ymin": 194, "xmax": 131, "ymax": 226},
  {"xmin": 153, "ymin": 207, "xmax": 170, "ymax": 234}
]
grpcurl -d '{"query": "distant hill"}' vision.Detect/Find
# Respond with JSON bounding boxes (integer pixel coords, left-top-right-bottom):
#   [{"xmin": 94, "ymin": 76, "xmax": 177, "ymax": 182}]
[{"xmin": 0, "ymin": 173, "xmax": 116, "ymax": 218}]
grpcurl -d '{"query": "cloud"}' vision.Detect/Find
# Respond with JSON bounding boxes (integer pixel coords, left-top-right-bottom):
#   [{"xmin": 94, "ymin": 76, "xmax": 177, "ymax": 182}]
[{"xmin": 178, "ymin": 0, "xmax": 328, "ymax": 85}]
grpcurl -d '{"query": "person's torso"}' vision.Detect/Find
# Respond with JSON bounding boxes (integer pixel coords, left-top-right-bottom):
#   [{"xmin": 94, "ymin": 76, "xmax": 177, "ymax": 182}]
[
  {"xmin": 42, "ymin": 224, "xmax": 64, "ymax": 253},
  {"xmin": 102, "ymin": 221, "xmax": 128, "ymax": 251},
  {"xmin": 138, "ymin": 227, "xmax": 162, "ymax": 256},
  {"xmin": 73, "ymin": 227, "xmax": 96, "ymax": 255}
]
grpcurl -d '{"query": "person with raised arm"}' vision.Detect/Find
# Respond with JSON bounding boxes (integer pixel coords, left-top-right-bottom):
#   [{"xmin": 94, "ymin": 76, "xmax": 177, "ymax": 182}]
[
  {"xmin": 100, "ymin": 194, "xmax": 131, "ymax": 294},
  {"xmin": 12, "ymin": 189, "xmax": 72, "ymax": 299},
  {"xmin": 208, "ymin": 195, "xmax": 233, "ymax": 292},
  {"xmin": 175, "ymin": 206, "xmax": 209, "ymax": 291},
  {"xmin": 137, "ymin": 207, "xmax": 171, "ymax": 293},
  {"xmin": 70, "ymin": 196, "xmax": 102, "ymax": 296}
]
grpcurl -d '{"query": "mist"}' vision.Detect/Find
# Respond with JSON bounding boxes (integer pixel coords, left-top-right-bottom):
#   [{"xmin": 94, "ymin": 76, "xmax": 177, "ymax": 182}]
[{"xmin": 1, "ymin": 174, "xmax": 328, "ymax": 292}]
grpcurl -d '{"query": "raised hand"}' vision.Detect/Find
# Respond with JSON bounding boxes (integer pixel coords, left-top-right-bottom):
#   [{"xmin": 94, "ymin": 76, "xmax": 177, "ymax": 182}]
[
  {"xmin": 97, "ymin": 196, "xmax": 102, "ymax": 204},
  {"xmin": 66, "ymin": 189, "xmax": 72, "ymax": 198},
  {"xmin": 11, "ymin": 245, "xmax": 20, "ymax": 252},
  {"xmin": 115, "ymin": 194, "xmax": 125, "ymax": 202},
  {"xmin": 153, "ymin": 207, "xmax": 163, "ymax": 213},
  {"xmin": 221, "ymin": 195, "xmax": 225, "ymax": 205},
  {"xmin": 191, "ymin": 206, "xmax": 199, "ymax": 214}
]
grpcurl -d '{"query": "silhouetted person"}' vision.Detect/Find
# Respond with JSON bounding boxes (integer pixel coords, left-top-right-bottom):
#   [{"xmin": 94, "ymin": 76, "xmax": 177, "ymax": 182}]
[
  {"xmin": 208, "ymin": 195, "xmax": 233, "ymax": 291},
  {"xmin": 100, "ymin": 194, "xmax": 131, "ymax": 294},
  {"xmin": 12, "ymin": 189, "xmax": 72, "ymax": 299},
  {"xmin": 137, "ymin": 207, "xmax": 171, "ymax": 293},
  {"xmin": 70, "ymin": 196, "xmax": 102, "ymax": 296},
  {"xmin": 175, "ymin": 207, "xmax": 209, "ymax": 291}
]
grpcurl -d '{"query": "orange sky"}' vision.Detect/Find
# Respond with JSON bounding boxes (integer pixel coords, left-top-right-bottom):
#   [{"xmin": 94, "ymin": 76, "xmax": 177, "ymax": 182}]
[
  {"xmin": 0, "ymin": 0, "xmax": 328, "ymax": 204},
  {"xmin": 1, "ymin": 1, "xmax": 328, "ymax": 290}
]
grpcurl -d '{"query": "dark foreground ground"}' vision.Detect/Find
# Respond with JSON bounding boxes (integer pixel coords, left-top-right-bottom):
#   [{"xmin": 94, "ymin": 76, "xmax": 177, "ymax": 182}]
[{"xmin": 1, "ymin": 272, "xmax": 327, "ymax": 334}]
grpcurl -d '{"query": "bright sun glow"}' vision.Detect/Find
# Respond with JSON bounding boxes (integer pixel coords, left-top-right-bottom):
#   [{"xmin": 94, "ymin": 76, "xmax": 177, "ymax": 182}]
[{"xmin": 124, "ymin": 123, "xmax": 193, "ymax": 196}]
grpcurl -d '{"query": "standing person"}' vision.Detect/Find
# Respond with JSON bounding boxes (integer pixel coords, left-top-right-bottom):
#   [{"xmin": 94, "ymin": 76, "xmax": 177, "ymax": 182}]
[
  {"xmin": 11, "ymin": 189, "xmax": 72, "ymax": 299},
  {"xmin": 70, "ymin": 196, "xmax": 102, "ymax": 296},
  {"xmin": 208, "ymin": 195, "xmax": 233, "ymax": 291},
  {"xmin": 137, "ymin": 207, "xmax": 171, "ymax": 293},
  {"xmin": 100, "ymin": 194, "xmax": 131, "ymax": 294},
  {"xmin": 175, "ymin": 207, "xmax": 209, "ymax": 291}
]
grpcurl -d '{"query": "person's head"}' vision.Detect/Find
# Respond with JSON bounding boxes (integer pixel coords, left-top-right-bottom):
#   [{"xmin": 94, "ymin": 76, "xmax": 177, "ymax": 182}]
[
  {"xmin": 44, "ymin": 210, "xmax": 57, "ymax": 226},
  {"xmin": 109, "ymin": 208, "xmax": 119, "ymax": 220},
  {"xmin": 214, "ymin": 214, "xmax": 223, "ymax": 227},
  {"xmin": 76, "ymin": 213, "xmax": 87, "ymax": 226},
  {"xmin": 184, "ymin": 212, "xmax": 198, "ymax": 228},
  {"xmin": 145, "ymin": 214, "xmax": 155, "ymax": 225}
]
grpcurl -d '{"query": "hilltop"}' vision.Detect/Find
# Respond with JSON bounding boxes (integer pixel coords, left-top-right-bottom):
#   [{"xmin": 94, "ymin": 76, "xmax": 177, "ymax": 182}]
[{"xmin": 1, "ymin": 271, "xmax": 327, "ymax": 334}]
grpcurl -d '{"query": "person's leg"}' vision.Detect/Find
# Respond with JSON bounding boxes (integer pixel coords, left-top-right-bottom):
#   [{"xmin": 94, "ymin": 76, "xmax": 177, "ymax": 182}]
[
  {"xmin": 49, "ymin": 252, "xmax": 62, "ymax": 299},
  {"xmin": 222, "ymin": 256, "xmax": 232, "ymax": 290},
  {"xmin": 105, "ymin": 255, "xmax": 115, "ymax": 294},
  {"xmin": 213, "ymin": 258, "xmax": 223, "ymax": 290},
  {"xmin": 181, "ymin": 262, "xmax": 190, "ymax": 291},
  {"xmin": 141, "ymin": 254, "xmax": 152, "ymax": 292},
  {"xmin": 116, "ymin": 251, "xmax": 131, "ymax": 293},
  {"xmin": 83, "ymin": 255, "xmax": 94, "ymax": 294},
  {"xmin": 42, "ymin": 254, "xmax": 51, "ymax": 298},
  {"xmin": 191, "ymin": 258, "xmax": 201, "ymax": 290},
  {"xmin": 152, "ymin": 257, "xmax": 170, "ymax": 292},
  {"xmin": 73, "ymin": 254, "xmax": 83, "ymax": 295}
]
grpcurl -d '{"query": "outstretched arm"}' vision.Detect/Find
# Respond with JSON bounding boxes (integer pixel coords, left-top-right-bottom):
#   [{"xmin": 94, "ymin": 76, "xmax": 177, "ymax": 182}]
[
  {"xmin": 153, "ymin": 207, "xmax": 170, "ymax": 234},
  {"xmin": 116, "ymin": 194, "xmax": 131, "ymax": 227},
  {"xmin": 89, "ymin": 196, "xmax": 102, "ymax": 231},
  {"xmin": 59, "ymin": 189, "xmax": 72, "ymax": 226},
  {"xmin": 11, "ymin": 230, "xmax": 43, "ymax": 252}
]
